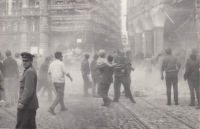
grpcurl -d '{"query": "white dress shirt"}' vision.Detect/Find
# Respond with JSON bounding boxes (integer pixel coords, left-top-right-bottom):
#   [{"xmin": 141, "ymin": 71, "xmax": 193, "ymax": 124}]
[{"xmin": 48, "ymin": 59, "xmax": 68, "ymax": 83}]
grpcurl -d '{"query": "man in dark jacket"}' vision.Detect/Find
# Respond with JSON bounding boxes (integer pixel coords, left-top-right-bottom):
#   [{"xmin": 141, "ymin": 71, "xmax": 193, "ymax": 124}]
[
  {"xmin": 16, "ymin": 52, "xmax": 39, "ymax": 129},
  {"xmin": 37, "ymin": 56, "xmax": 55, "ymax": 102},
  {"xmin": 81, "ymin": 54, "xmax": 90, "ymax": 96},
  {"xmin": 90, "ymin": 54, "xmax": 100, "ymax": 97},
  {"xmin": 97, "ymin": 55, "xmax": 114, "ymax": 106},
  {"xmin": 2, "ymin": 50, "xmax": 19, "ymax": 107},
  {"xmin": 113, "ymin": 51, "xmax": 136, "ymax": 103},
  {"xmin": 184, "ymin": 53, "xmax": 200, "ymax": 107},
  {"xmin": 161, "ymin": 47, "xmax": 181, "ymax": 106}
]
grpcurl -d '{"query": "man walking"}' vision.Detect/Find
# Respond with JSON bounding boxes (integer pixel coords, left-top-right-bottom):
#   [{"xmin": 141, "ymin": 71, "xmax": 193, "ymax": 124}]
[
  {"xmin": 37, "ymin": 56, "xmax": 55, "ymax": 102},
  {"xmin": 48, "ymin": 52, "xmax": 73, "ymax": 115},
  {"xmin": 161, "ymin": 47, "xmax": 181, "ymax": 106},
  {"xmin": 81, "ymin": 54, "xmax": 90, "ymax": 97},
  {"xmin": 184, "ymin": 52, "xmax": 199, "ymax": 107},
  {"xmin": 90, "ymin": 54, "xmax": 100, "ymax": 97},
  {"xmin": 2, "ymin": 50, "xmax": 19, "ymax": 107},
  {"xmin": 16, "ymin": 52, "xmax": 39, "ymax": 129},
  {"xmin": 97, "ymin": 55, "xmax": 114, "ymax": 107}
]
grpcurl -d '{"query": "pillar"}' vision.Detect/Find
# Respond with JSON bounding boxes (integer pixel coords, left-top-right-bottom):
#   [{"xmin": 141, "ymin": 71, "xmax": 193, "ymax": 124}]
[
  {"xmin": 39, "ymin": 16, "xmax": 49, "ymax": 57},
  {"xmin": 8, "ymin": 0, "xmax": 13, "ymax": 15},
  {"xmin": 134, "ymin": 33, "xmax": 143, "ymax": 55},
  {"xmin": 128, "ymin": 35, "xmax": 135, "ymax": 56},
  {"xmin": 154, "ymin": 27, "xmax": 164, "ymax": 55},
  {"xmin": 39, "ymin": 0, "xmax": 48, "ymax": 57},
  {"xmin": 20, "ymin": 18, "xmax": 28, "ymax": 52},
  {"xmin": 143, "ymin": 31, "xmax": 153, "ymax": 56}
]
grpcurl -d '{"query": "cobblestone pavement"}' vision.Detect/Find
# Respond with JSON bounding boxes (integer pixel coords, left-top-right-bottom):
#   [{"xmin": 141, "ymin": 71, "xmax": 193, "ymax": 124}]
[{"xmin": 0, "ymin": 68, "xmax": 199, "ymax": 129}]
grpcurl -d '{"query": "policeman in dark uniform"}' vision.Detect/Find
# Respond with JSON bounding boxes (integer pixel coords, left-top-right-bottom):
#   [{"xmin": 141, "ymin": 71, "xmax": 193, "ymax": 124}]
[{"xmin": 16, "ymin": 52, "xmax": 39, "ymax": 129}]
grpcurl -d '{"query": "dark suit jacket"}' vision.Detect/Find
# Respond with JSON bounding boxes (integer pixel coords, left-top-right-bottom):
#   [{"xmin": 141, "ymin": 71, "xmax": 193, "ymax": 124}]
[
  {"xmin": 98, "ymin": 64, "xmax": 114, "ymax": 85},
  {"xmin": 90, "ymin": 60, "xmax": 100, "ymax": 80},
  {"xmin": 19, "ymin": 66, "xmax": 39, "ymax": 110},
  {"xmin": 184, "ymin": 58, "xmax": 199, "ymax": 81},
  {"xmin": 38, "ymin": 62, "xmax": 49, "ymax": 81},
  {"xmin": 81, "ymin": 59, "xmax": 90, "ymax": 75},
  {"xmin": 2, "ymin": 57, "xmax": 19, "ymax": 78}
]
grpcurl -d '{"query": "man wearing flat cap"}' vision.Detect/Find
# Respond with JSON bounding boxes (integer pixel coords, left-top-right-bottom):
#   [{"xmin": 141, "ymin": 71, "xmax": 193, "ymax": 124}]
[{"xmin": 16, "ymin": 52, "xmax": 39, "ymax": 129}]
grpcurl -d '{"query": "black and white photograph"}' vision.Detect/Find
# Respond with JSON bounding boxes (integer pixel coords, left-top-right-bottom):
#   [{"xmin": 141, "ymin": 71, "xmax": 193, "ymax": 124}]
[{"xmin": 0, "ymin": 0, "xmax": 199, "ymax": 129}]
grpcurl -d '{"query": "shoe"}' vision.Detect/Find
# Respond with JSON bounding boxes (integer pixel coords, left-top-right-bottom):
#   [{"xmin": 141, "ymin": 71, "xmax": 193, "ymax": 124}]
[
  {"xmin": 175, "ymin": 103, "xmax": 179, "ymax": 105},
  {"xmin": 166, "ymin": 103, "xmax": 171, "ymax": 106},
  {"xmin": 189, "ymin": 103, "xmax": 195, "ymax": 106},
  {"xmin": 101, "ymin": 103, "xmax": 107, "ymax": 107},
  {"xmin": 131, "ymin": 99, "xmax": 136, "ymax": 103},
  {"xmin": 60, "ymin": 108, "xmax": 68, "ymax": 111},
  {"xmin": 48, "ymin": 108, "xmax": 56, "ymax": 115},
  {"xmin": 112, "ymin": 99, "xmax": 119, "ymax": 102},
  {"xmin": 106, "ymin": 99, "xmax": 112, "ymax": 106}
]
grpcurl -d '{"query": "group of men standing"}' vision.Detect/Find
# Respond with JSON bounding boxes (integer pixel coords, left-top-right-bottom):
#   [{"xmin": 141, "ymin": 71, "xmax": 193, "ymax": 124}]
[
  {"xmin": 161, "ymin": 47, "xmax": 200, "ymax": 108},
  {"xmin": 81, "ymin": 49, "xmax": 136, "ymax": 107}
]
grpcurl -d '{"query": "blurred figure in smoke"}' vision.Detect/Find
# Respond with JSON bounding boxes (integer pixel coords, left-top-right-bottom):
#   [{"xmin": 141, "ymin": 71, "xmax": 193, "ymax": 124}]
[
  {"xmin": 81, "ymin": 53, "xmax": 91, "ymax": 97},
  {"xmin": 161, "ymin": 47, "xmax": 181, "ymax": 106},
  {"xmin": 0, "ymin": 52, "xmax": 3, "ymax": 72},
  {"xmin": 97, "ymin": 55, "xmax": 114, "ymax": 107},
  {"xmin": 37, "ymin": 54, "xmax": 43, "ymax": 69},
  {"xmin": 143, "ymin": 54, "xmax": 153, "ymax": 79},
  {"xmin": 184, "ymin": 53, "xmax": 199, "ymax": 107},
  {"xmin": 2, "ymin": 50, "xmax": 19, "ymax": 107},
  {"xmin": 37, "ymin": 56, "xmax": 56, "ymax": 102},
  {"xmin": 48, "ymin": 52, "xmax": 73, "ymax": 115},
  {"xmin": 16, "ymin": 52, "xmax": 38, "ymax": 129},
  {"xmin": 33, "ymin": 54, "xmax": 38, "ymax": 70},
  {"xmin": 113, "ymin": 50, "xmax": 136, "ymax": 103},
  {"xmin": 90, "ymin": 54, "xmax": 100, "ymax": 97},
  {"xmin": 14, "ymin": 53, "xmax": 23, "ymax": 104}
]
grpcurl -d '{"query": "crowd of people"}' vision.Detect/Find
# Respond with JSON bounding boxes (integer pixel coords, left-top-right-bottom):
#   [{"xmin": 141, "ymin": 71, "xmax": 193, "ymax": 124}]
[{"xmin": 0, "ymin": 46, "xmax": 199, "ymax": 129}]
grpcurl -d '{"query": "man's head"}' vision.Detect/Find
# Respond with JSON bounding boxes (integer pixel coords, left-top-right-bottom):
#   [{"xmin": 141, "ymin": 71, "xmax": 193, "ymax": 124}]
[
  {"xmin": 98, "ymin": 50, "xmax": 106, "ymax": 58},
  {"xmin": 55, "ymin": 52, "xmax": 63, "ymax": 61},
  {"xmin": 191, "ymin": 48, "xmax": 198, "ymax": 55},
  {"xmin": 21, "ymin": 52, "xmax": 34, "ymax": 69},
  {"xmin": 107, "ymin": 55, "xmax": 113, "ymax": 62},
  {"xmin": 190, "ymin": 54, "xmax": 197, "ymax": 61},
  {"xmin": 5, "ymin": 50, "xmax": 11, "ymax": 57},
  {"xmin": 15, "ymin": 53, "xmax": 20, "ymax": 58},
  {"xmin": 165, "ymin": 47, "xmax": 172, "ymax": 55},
  {"xmin": 45, "ymin": 56, "xmax": 50, "ymax": 63},
  {"xmin": 84, "ymin": 53, "xmax": 90, "ymax": 59},
  {"xmin": 93, "ymin": 54, "xmax": 99, "ymax": 60}
]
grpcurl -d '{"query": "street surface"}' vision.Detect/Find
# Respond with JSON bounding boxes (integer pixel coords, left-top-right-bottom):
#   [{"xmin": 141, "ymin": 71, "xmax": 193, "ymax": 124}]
[{"xmin": 0, "ymin": 67, "xmax": 199, "ymax": 129}]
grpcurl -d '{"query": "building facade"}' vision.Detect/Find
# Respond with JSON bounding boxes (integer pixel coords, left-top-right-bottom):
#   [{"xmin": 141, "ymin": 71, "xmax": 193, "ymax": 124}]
[
  {"xmin": 0, "ymin": 0, "xmax": 122, "ymax": 56},
  {"xmin": 127, "ymin": 0, "xmax": 198, "ymax": 57}
]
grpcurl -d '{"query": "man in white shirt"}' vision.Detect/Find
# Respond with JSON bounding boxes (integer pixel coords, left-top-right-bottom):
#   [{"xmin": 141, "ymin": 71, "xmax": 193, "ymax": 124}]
[{"xmin": 48, "ymin": 52, "xmax": 73, "ymax": 115}]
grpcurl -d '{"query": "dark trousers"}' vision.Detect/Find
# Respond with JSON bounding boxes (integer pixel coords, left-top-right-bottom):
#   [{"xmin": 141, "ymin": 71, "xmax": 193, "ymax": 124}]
[
  {"xmin": 113, "ymin": 75, "xmax": 134, "ymax": 102},
  {"xmin": 82, "ymin": 75, "xmax": 89, "ymax": 95},
  {"xmin": 16, "ymin": 109, "xmax": 37, "ymax": 129},
  {"xmin": 187, "ymin": 79, "xmax": 199, "ymax": 103},
  {"xmin": 165, "ymin": 72, "xmax": 178, "ymax": 104},
  {"xmin": 50, "ymin": 83, "xmax": 65, "ymax": 110},
  {"xmin": 98, "ymin": 83, "xmax": 111, "ymax": 104},
  {"xmin": 92, "ymin": 77, "xmax": 99, "ymax": 96}
]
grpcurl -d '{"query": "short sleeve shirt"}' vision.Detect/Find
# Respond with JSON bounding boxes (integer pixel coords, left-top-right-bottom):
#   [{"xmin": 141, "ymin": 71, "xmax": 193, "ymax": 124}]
[{"xmin": 48, "ymin": 59, "xmax": 68, "ymax": 83}]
